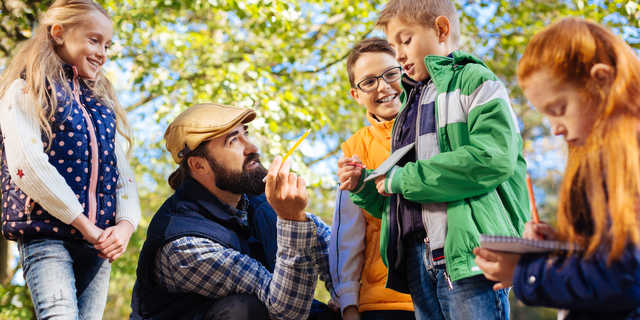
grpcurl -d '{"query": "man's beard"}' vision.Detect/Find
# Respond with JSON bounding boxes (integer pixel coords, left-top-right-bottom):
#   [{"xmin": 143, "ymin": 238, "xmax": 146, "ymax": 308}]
[{"xmin": 206, "ymin": 152, "xmax": 267, "ymax": 195}]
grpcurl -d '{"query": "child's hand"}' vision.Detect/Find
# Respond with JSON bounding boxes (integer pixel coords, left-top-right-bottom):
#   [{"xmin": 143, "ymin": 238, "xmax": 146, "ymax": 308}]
[
  {"xmin": 71, "ymin": 215, "xmax": 104, "ymax": 245},
  {"xmin": 337, "ymin": 156, "xmax": 364, "ymax": 191},
  {"xmin": 327, "ymin": 299, "xmax": 340, "ymax": 312},
  {"xmin": 374, "ymin": 175, "xmax": 393, "ymax": 196},
  {"xmin": 342, "ymin": 306, "xmax": 360, "ymax": 320},
  {"xmin": 473, "ymin": 247, "xmax": 520, "ymax": 291},
  {"xmin": 84, "ymin": 224, "xmax": 104, "ymax": 245},
  {"xmin": 522, "ymin": 221, "xmax": 556, "ymax": 240},
  {"xmin": 95, "ymin": 221, "xmax": 135, "ymax": 263}
]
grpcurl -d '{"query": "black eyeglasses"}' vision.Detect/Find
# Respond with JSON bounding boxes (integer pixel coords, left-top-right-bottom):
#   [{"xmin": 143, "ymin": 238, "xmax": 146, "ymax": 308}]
[{"xmin": 355, "ymin": 66, "xmax": 402, "ymax": 92}]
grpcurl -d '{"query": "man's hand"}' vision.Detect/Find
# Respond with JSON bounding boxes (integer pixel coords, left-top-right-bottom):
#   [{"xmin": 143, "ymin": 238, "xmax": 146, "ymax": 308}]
[
  {"xmin": 265, "ymin": 156, "xmax": 308, "ymax": 221},
  {"xmin": 337, "ymin": 156, "xmax": 364, "ymax": 191},
  {"xmin": 374, "ymin": 175, "xmax": 393, "ymax": 196},
  {"xmin": 473, "ymin": 247, "xmax": 521, "ymax": 291},
  {"xmin": 95, "ymin": 220, "xmax": 135, "ymax": 263}
]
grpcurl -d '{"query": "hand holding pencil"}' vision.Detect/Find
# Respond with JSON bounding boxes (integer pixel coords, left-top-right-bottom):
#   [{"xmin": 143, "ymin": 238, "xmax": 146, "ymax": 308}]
[
  {"xmin": 527, "ymin": 174, "xmax": 540, "ymax": 223},
  {"xmin": 522, "ymin": 174, "xmax": 557, "ymax": 240},
  {"xmin": 264, "ymin": 156, "xmax": 308, "ymax": 222},
  {"xmin": 262, "ymin": 129, "xmax": 310, "ymax": 182},
  {"xmin": 337, "ymin": 155, "xmax": 365, "ymax": 191}
]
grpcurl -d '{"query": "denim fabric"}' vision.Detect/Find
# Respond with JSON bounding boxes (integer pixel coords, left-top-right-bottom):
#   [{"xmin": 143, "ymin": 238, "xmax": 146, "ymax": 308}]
[
  {"xmin": 405, "ymin": 240, "xmax": 509, "ymax": 320},
  {"xmin": 361, "ymin": 310, "xmax": 416, "ymax": 320},
  {"xmin": 19, "ymin": 238, "xmax": 110, "ymax": 320}
]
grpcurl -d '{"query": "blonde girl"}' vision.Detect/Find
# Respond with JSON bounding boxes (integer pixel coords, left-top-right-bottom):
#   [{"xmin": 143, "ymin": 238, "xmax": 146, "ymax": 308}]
[{"xmin": 0, "ymin": 0, "xmax": 140, "ymax": 318}]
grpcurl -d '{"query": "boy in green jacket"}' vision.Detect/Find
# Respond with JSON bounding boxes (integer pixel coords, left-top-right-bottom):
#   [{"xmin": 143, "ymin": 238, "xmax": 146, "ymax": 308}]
[{"xmin": 337, "ymin": 0, "xmax": 530, "ymax": 319}]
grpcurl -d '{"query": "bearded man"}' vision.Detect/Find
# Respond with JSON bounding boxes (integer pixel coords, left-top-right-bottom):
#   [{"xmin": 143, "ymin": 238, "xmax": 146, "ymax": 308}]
[{"xmin": 130, "ymin": 103, "xmax": 334, "ymax": 320}]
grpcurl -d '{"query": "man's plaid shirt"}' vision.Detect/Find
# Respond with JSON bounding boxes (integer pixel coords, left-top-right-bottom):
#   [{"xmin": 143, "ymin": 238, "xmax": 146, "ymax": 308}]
[{"xmin": 155, "ymin": 213, "xmax": 332, "ymax": 320}]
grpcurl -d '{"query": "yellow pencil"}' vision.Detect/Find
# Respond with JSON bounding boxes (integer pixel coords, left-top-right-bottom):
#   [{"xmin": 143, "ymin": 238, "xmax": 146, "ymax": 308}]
[
  {"xmin": 282, "ymin": 129, "xmax": 311, "ymax": 163},
  {"xmin": 263, "ymin": 129, "xmax": 311, "ymax": 182}
]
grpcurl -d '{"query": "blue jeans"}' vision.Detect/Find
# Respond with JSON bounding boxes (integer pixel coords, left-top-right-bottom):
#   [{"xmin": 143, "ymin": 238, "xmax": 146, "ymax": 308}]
[
  {"xmin": 405, "ymin": 240, "xmax": 509, "ymax": 320},
  {"xmin": 19, "ymin": 238, "xmax": 111, "ymax": 320}
]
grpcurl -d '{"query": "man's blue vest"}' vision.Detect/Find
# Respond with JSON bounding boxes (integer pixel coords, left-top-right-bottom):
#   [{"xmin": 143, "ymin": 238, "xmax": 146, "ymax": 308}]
[{"xmin": 130, "ymin": 177, "xmax": 277, "ymax": 320}]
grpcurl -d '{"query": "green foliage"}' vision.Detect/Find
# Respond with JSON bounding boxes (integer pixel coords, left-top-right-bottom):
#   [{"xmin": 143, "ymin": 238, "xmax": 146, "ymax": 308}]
[
  {"xmin": 0, "ymin": 284, "xmax": 34, "ymax": 320},
  {"xmin": 509, "ymin": 291, "xmax": 556, "ymax": 320},
  {"xmin": 1, "ymin": 0, "xmax": 640, "ymax": 319}
]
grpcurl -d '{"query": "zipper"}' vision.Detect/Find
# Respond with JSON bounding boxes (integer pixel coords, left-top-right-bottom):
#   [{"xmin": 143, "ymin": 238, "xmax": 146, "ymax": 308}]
[
  {"xmin": 418, "ymin": 81, "xmax": 454, "ymax": 289},
  {"xmin": 71, "ymin": 66, "xmax": 99, "ymax": 225},
  {"xmin": 416, "ymin": 84, "xmax": 430, "ymax": 239},
  {"xmin": 415, "ymin": 83, "xmax": 437, "ymax": 272},
  {"xmin": 24, "ymin": 196, "xmax": 32, "ymax": 224},
  {"xmin": 415, "ymin": 84, "xmax": 432, "ymax": 271},
  {"xmin": 391, "ymin": 86, "xmax": 417, "ymax": 150},
  {"xmin": 392, "ymin": 85, "xmax": 416, "ymax": 266},
  {"xmin": 394, "ymin": 193, "xmax": 402, "ymax": 271},
  {"xmin": 444, "ymin": 270, "xmax": 453, "ymax": 290},
  {"xmin": 423, "ymin": 236, "xmax": 432, "ymax": 270},
  {"xmin": 334, "ymin": 189, "xmax": 343, "ymax": 286}
]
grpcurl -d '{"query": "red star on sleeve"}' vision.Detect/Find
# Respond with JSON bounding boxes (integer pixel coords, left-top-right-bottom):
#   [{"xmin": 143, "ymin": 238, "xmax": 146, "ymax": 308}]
[{"xmin": 17, "ymin": 169, "xmax": 24, "ymax": 178}]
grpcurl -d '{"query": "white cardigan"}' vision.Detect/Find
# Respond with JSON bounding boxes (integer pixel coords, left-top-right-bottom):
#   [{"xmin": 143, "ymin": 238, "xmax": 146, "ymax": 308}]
[{"xmin": 0, "ymin": 79, "xmax": 141, "ymax": 228}]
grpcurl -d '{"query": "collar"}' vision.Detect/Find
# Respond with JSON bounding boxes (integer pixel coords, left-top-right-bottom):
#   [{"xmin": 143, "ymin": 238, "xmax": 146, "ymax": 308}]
[
  {"xmin": 62, "ymin": 63, "xmax": 75, "ymax": 79},
  {"xmin": 178, "ymin": 177, "xmax": 250, "ymax": 230},
  {"xmin": 366, "ymin": 112, "xmax": 395, "ymax": 129},
  {"xmin": 61, "ymin": 63, "xmax": 95, "ymax": 89},
  {"xmin": 400, "ymin": 50, "xmax": 487, "ymax": 94}
]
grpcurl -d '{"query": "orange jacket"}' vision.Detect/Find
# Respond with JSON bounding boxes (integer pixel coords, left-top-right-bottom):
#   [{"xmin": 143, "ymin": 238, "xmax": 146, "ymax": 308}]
[{"xmin": 338, "ymin": 114, "xmax": 413, "ymax": 312}]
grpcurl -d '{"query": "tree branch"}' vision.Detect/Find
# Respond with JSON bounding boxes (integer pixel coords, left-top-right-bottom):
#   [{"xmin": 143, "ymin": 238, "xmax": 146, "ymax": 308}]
[
  {"xmin": 303, "ymin": 51, "xmax": 350, "ymax": 74},
  {"xmin": 0, "ymin": 23, "xmax": 12, "ymax": 39},
  {"xmin": 271, "ymin": 29, "xmax": 373, "ymax": 76},
  {"xmin": 13, "ymin": 25, "xmax": 28, "ymax": 41},
  {"xmin": 307, "ymin": 12, "xmax": 346, "ymax": 44},
  {"xmin": 0, "ymin": 0, "xmax": 9, "ymax": 14},
  {"xmin": 0, "ymin": 42, "xmax": 9, "ymax": 56},
  {"xmin": 306, "ymin": 144, "xmax": 341, "ymax": 167},
  {"xmin": 124, "ymin": 71, "xmax": 208, "ymax": 112},
  {"xmin": 126, "ymin": 93, "xmax": 157, "ymax": 112}
]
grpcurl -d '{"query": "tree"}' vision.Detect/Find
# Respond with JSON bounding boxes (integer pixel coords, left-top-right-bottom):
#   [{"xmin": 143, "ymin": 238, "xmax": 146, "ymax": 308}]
[{"xmin": 0, "ymin": 0, "xmax": 639, "ymax": 318}]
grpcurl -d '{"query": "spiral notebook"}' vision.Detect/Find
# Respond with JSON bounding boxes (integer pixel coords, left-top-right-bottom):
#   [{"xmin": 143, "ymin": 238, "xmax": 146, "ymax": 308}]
[{"xmin": 479, "ymin": 235, "xmax": 581, "ymax": 253}]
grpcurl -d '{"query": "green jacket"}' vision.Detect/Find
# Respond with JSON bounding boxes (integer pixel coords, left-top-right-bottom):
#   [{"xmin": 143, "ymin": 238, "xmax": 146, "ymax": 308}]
[{"xmin": 350, "ymin": 51, "xmax": 530, "ymax": 290}]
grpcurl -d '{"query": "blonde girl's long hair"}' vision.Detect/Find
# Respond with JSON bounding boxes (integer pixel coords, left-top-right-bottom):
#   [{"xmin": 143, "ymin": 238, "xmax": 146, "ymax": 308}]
[
  {"xmin": 0, "ymin": 0, "xmax": 131, "ymax": 149},
  {"xmin": 518, "ymin": 18, "xmax": 640, "ymax": 262}
]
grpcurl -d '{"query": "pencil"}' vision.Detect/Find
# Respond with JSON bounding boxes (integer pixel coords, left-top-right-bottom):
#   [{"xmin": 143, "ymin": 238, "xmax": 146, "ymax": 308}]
[
  {"xmin": 282, "ymin": 129, "xmax": 311, "ymax": 163},
  {"xmin": 262, "ymin": 129, "xmax": 311, "ymax": 182},
  {"xmin": 526, "ymin": 173, "xmax": 540, "ymax": 223},
  {"xmin": 349, "ymin": 162, "xmax": 365, "ymax": 169}
]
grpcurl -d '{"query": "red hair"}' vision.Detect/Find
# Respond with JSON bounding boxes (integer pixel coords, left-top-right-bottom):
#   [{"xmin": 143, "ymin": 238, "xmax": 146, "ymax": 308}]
[{"xmin": 518, "ymin": 18, "xmax": 640, "ymax": 262}]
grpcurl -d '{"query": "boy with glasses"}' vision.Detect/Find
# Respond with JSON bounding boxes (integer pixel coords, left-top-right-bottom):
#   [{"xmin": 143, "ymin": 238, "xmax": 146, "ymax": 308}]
[{"xmin": 329, "ymin": 37, "xmax": 415, "ymax": 320}]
